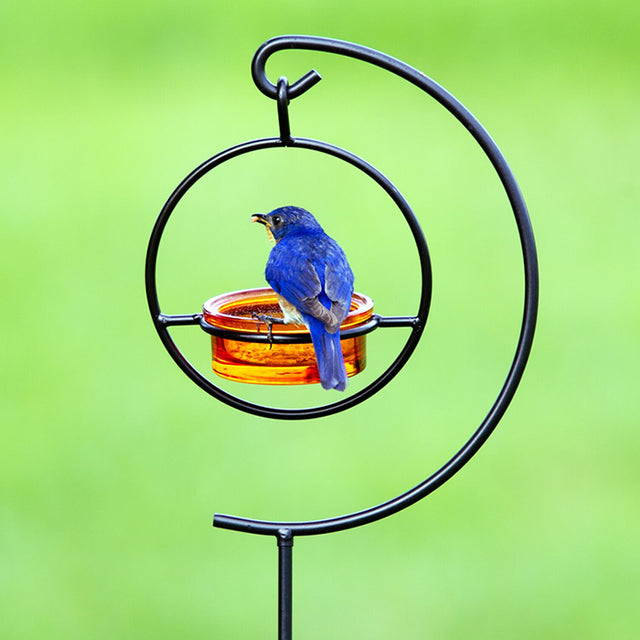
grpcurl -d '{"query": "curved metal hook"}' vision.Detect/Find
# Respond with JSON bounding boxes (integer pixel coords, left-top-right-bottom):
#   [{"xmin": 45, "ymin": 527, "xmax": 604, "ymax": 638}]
[
  {"xmin": 252, "ymin": 36, "xmax": 323, "ymax": 100},
  {"xmin": 251, "ymin": 34, "xmax": 433, "ymax": 102}
]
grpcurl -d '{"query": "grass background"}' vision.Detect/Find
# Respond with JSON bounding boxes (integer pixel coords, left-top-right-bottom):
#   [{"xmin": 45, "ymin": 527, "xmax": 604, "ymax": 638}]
[{"xmin": 1, "ymin": 1, "xmax": 638, "ymax": 638}]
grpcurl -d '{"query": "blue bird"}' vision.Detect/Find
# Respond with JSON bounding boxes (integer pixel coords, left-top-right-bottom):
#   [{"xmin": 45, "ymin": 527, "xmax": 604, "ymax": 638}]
[{"xmin": 251, "ymin": 206, "xmax": 354, "ymax": 391}]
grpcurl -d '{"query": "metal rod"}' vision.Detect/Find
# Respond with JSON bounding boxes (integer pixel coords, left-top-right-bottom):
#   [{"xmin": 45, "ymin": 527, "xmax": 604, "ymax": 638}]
[
  {"xmin": 156, "ymin": 312, "xmax": 416, "ymax": 337},
  {"xmin": 276, "ymin": 77, "xmax": 293, "ymax": 146},
  {"xmin": 277, "ymin": 529, "xmax": 294, "ymax": 640},
  {"xmin": 157, "ymin": 313, "xmax": 202, "ymax": 326}
]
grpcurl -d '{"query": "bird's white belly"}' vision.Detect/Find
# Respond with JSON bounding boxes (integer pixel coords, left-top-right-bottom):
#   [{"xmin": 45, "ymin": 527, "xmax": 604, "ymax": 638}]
[{"xmin": 276, "ymin": 294, "xmax": 305, "ymax": 325}]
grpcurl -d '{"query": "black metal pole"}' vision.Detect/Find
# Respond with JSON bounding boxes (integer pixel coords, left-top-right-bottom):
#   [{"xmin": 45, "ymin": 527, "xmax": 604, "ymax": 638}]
[{"xmin": 277, "ymin": 529, "xmax": 293, "ymax": 640}]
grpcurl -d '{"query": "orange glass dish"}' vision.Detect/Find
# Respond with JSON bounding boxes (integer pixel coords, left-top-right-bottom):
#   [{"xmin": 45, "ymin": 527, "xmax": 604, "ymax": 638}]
[{"xmin": 202, "ymin": 288, "xmax": 374, "ymax": 385}]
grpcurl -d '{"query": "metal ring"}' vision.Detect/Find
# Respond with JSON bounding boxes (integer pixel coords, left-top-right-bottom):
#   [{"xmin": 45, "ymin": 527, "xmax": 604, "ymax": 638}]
[{"xmin": 145, "ymin": 136, "xmax": 432, "ymax": 420}]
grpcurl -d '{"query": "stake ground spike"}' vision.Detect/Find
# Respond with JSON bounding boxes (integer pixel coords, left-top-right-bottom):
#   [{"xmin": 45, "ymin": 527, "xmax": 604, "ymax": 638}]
[{"xmin": 146, "ymin": 35, "xmax": 538, "ymax": 639}]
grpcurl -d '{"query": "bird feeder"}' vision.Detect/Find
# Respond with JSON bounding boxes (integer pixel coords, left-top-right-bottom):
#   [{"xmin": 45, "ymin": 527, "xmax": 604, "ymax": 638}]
[
  {"xmin": 201, "ymin": 288, "xmax": 374, "ymax": 385},
  {"xmin": 146, "ymin": 130, "xmax": 430, "ymax": 418},
  {"xmin": 145, "ymin": 35, "xmax": 538, "ymax": 640}
]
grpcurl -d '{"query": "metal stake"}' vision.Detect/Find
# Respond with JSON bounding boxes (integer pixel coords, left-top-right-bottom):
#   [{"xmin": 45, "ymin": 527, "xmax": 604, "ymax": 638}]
[{"xmin": 277, "ymin": 529, "xmax": 293, "ymax": 640}]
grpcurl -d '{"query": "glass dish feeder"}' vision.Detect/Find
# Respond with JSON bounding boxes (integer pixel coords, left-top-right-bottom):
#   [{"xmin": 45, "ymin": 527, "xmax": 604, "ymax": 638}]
[{"xmin": 201, "ymin": 288, "xmax": 374, "ymax": 385}]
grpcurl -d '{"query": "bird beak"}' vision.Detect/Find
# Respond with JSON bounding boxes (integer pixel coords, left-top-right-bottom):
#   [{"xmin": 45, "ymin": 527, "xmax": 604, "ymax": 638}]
[{"xmin": 251, "ymin": 213, "xmax": 275, "ymax": 243}]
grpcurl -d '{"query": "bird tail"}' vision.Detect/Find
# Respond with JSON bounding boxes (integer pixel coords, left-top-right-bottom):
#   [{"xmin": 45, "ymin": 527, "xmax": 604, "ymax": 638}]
[{"xmin": 307, "ymin": 317, "xmax": 347, "ymax": 391}]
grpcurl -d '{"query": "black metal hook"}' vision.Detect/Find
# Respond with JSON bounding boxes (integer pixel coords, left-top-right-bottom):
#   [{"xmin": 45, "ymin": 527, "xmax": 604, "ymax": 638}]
[
  {"xmin": 276, "ymin": 76, "xmax": 292, "ymax": 145},
  {"xmin": 251, "ymin": 36, "xmax": 322, "ymax": 100}
]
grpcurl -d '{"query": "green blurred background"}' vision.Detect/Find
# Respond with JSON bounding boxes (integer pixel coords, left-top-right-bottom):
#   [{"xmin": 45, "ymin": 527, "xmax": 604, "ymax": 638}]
[{"xmin": 2, "ymin": 1, "xmax": 638, "ymax": 638}]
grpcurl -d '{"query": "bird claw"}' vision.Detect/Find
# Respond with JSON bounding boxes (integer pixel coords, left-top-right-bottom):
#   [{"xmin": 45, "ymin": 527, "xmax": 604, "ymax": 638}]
[{"xmin": 252, "ymin": 312, "xmax": 285, "ymax": 349}]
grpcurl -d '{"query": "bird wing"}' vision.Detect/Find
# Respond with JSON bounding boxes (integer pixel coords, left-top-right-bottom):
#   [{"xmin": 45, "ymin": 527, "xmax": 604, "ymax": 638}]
[
  {"xmin": 273, "ymin": 258, "xmax": 340, "ymax": 330},
  {"xmin": 266, "ymin": 235, "xmax": 352, "ymax": 333},
  {"xmin": 324, "ymin": 248, "xmax": 354, "ymax": 331}
]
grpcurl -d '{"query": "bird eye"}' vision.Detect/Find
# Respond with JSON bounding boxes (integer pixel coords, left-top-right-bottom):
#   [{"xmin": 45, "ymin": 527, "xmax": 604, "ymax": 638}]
[{"xmin": 272, "ymin": 215, "xmax": 282, "ymax": 226}]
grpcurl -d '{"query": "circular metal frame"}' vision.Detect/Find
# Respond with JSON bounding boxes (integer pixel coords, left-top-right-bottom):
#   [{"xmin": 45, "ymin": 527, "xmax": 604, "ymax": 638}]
[{"xmin": 145, "ymin": 136, "xmax": 432, "ymax": 420}]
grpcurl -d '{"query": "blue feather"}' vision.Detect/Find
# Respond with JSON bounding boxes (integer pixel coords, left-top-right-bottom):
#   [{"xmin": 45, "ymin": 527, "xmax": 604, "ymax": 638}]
[{"xmin": 305, "ymin": 315, "xmax": 347, "ymax": 391}]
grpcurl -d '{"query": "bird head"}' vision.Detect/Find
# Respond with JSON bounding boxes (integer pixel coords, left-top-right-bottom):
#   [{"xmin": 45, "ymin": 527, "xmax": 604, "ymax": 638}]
[{"xmin": 251, "ymin": 206, "xmax": 323, "ymax": 242}]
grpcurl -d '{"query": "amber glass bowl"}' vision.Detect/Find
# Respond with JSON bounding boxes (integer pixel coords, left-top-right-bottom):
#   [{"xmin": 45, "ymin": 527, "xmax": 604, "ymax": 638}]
[{"xmin": 202, "ymin": 288, "xmax": 374, "ymax": 385}]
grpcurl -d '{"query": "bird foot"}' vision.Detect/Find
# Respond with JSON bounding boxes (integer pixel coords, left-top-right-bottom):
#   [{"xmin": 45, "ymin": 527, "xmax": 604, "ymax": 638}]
[{"xmin": 252, "ymin": 313, "xmax": 285, "ymax": 349}]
